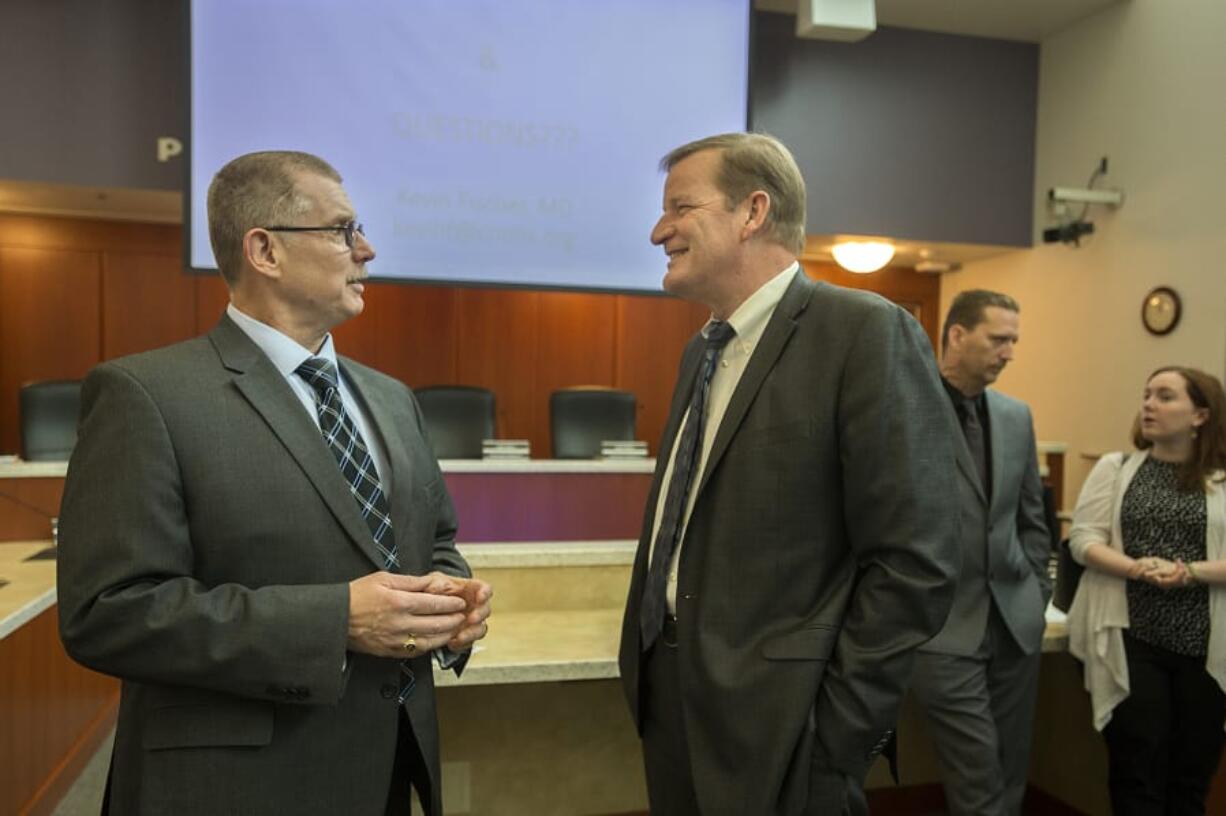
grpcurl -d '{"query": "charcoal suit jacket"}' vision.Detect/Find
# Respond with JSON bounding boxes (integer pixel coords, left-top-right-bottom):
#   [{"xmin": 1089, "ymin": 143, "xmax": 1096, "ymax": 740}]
[
  {"xmin": 619, "ymin": 271, "xmax": 960, "ymax": 815},
  {"xmin": 58, "ymin": 315, "xmax": 469, "ymax": 815}
]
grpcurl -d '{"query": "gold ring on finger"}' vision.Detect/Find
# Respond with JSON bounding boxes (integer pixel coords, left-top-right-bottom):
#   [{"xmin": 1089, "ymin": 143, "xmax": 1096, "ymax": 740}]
[{"xmin": 403, "ymin": 634, "xmax": 417, "ymax": 653}]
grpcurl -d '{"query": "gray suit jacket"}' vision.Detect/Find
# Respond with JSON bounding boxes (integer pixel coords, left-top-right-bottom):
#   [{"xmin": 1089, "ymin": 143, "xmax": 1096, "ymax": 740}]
[
  {"xmin": 57, "ymin": 316, "xmax": 469, "ymax": 816},
  {"xmin": 920, "ymin": 389, "xmax": 1052, "ymax": 656},
  {"xmin": 618, "ymin": 272, "xmax": 960, "ymax": 815}
]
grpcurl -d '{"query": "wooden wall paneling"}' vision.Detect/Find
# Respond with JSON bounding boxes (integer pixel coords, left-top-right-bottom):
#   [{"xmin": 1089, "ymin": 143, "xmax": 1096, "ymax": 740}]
[
  {"xmin": 101, "ymin": 252, "xmax": 197, "ymax": 360},
  {"xmin": 801, "ymin": 260, "xmax": 941, "ymax": 350},
  {"xmin": 0, "ymin": 214, "xmax": 179, "ymax": 257},
  {"xmin": 193, "ymin": 274, "xmax": 231, "ymax": 334},
  {"xmin": 0, "ymin": 247, "xmax": 102, "ymax": 454},
  {"xmin": 333, "ymin": 282, "xmax": 458, "ymax": 388},
  {"xmin": 0, "ymin": 605, "xmax": 119, "ymax": 816},
  {"xmin": 535, "ymin": 291, "xmax": 618, "ymax": 457},
  {"xmin": 456, "ymin": 288, "xmax": 541, "ymax": 451},
  {"xmin": 0, "ymin": 478, "xmax": 64, "ymax": 541},
  {"xmin": 615, "ymin": 294, "xmax": 710, "ymax": 455}
]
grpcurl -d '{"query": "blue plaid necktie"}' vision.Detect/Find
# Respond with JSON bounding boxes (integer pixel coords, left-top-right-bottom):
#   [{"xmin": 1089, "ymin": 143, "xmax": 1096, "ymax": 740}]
[
  {"xmin": 639, "ymin": 320, "xmax": 736, "ymax": 649},
  {"xmin": 296, "ymin": 357, "xmax": 398, "ymax": 570}
]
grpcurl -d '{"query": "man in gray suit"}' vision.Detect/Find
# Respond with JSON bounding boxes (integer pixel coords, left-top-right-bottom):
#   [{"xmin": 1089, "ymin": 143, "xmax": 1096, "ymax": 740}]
[
  {"xmin": 57, "ymin": 151, "xmax": 491, "ymax": 815},
  {"xmin": 618, "ymin": 132, "xmax": 960, "ymax": 815},
  {"xmin": 909, "ymin": 289, "xmax": 1051, "ymax": 815}
]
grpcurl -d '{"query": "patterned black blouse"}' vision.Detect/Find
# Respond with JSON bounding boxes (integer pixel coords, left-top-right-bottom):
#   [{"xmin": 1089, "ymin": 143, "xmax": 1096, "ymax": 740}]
[{"xmin": 1121, "ymin": 456, "xmax": 1210, "ymax": 656}]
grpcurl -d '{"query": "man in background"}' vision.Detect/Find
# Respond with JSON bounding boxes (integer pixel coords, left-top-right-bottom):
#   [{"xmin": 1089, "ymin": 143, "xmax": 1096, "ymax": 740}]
[
  {"xmin": 618, "ymin": 132, "xmax": 960, "ymax": 815},
  {"xmin": 910, "ymin": 289, "xmax": 1051, "ymax": 816},
  {"xmin": 57, "ymin": 150, "xmax": 490, "ymax": 815}
]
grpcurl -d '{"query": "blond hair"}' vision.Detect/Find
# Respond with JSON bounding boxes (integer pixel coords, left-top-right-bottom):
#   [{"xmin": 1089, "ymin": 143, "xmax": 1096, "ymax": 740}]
[{"xmin": 661, "ymin": 132, "xmax": 806, "ymax": 254}]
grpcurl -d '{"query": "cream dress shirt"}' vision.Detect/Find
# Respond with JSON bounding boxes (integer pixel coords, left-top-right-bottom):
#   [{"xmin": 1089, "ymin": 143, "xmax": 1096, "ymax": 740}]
[{"xmin": 647, "ymin": 262, "xmax": 799, "ymax": 614}]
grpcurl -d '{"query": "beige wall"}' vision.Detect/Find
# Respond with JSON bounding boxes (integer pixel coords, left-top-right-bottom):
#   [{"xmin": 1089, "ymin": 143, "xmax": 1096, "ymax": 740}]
[{"xmin": 942, "ymin": 0, "xmax": 1226, "ymax": 506}]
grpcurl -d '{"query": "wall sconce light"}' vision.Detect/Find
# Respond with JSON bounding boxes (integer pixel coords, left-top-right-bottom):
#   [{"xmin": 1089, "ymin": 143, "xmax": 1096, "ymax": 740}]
[{"xmin": 831, "ymin": 240, "xmax": 895, "ymax": 273}]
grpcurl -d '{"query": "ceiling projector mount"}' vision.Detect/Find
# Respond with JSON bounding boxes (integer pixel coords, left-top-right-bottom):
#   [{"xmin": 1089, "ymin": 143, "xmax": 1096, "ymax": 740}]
[{"xmin": 1043, "ymin": 156, "xmax": 1125, "ymax": 246}]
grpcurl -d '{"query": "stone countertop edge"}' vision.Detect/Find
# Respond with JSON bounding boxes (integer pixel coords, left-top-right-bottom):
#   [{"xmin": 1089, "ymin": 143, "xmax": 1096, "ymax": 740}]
[
  {"xmin": 0, "ymin": 587, "xmax": 56, "ymax": 641},
  {"xmin": 458, "ymin": 540, "xmax": 637, "ymax": 569}
]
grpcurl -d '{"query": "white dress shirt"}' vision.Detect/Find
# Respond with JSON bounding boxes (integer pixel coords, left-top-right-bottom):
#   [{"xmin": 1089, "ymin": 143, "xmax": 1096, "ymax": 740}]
[
  {"xmin": 226, "ymin": 303, "xmax": 391, "ymax": 488},
  {"xmin": 648, "ymin": 262, "xmax": 799, "ymax": 613}
]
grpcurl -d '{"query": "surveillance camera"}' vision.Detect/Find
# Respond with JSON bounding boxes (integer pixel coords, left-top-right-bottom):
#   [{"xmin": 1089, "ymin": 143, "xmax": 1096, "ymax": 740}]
[
  {"xmin": 1042, "ymin": 221, "xmax": 1095, "ymax": 245},
  {"xmin": 1048, "ymin": 187, "xmax": 1124, "ymax": 207}
]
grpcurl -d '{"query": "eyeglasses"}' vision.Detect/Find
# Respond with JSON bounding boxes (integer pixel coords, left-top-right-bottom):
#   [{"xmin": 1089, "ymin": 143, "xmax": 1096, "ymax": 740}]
[{"xmin": 264, "ymin": 221, "xmax": 365, "ymax": 249}]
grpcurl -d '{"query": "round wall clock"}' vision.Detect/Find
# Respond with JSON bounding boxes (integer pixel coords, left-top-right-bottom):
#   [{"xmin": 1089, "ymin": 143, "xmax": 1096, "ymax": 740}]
[{"xmin": 1141, "ymin": 286, "xmax": 1181, "ymax": 335}]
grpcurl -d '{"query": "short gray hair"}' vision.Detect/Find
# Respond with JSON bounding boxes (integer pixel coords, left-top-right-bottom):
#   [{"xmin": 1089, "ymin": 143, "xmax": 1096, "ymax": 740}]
[{"xmin": 207, "ymin": 151, "xmax": 341, "ymax": 284}]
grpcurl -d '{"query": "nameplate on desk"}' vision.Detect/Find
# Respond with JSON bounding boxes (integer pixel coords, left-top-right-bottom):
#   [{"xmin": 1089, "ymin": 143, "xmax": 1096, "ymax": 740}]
[
  {"xmin": 482, "ymin": 439, "xmax": 531, "ymax": 460},
  {"xmin": 599, "ymin": 440, "xmax": 648, "ymax": 459}
]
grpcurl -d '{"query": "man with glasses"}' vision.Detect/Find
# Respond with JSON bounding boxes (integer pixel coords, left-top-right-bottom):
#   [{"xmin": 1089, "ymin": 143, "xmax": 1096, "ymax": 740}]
[{"xmin": 57, "ymin": 150, "xmax": 491, "ymax": 815}]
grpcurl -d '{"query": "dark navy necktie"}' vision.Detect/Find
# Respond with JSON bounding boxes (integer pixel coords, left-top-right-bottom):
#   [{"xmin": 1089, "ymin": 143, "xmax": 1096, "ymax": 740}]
[
  {"xmin": 296, "ymin": 357, "xmax": 398, "ymax": 569},
  {"xmin": 640, "ymin": 321, "xmax": 737, "ymax": 649}
]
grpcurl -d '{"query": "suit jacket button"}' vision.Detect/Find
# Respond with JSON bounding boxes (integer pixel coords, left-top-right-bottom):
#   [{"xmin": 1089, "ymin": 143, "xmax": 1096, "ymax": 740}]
[{"xmin": 380, "ymin": 683, "xmax": 397, "ymax": 699}]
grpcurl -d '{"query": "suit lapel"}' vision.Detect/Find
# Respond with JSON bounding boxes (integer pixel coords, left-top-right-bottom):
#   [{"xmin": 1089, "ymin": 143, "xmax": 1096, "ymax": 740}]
[
  {"xmin": 693, "ymin": 271, "xmax": 809, "ymax": 499},
  {"xmin": 209, "ymin": 317, "xmax": 387, "ymax": 570},
  {"xmin": 340, "ymin": 359, "xmax": 414, "ymax": 536}
]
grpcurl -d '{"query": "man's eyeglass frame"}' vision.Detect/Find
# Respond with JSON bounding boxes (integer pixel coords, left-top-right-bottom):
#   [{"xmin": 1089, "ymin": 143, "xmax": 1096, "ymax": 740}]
[{"xmin": 263, "ymin": 222, "xmax": 365, "ymax": 249}]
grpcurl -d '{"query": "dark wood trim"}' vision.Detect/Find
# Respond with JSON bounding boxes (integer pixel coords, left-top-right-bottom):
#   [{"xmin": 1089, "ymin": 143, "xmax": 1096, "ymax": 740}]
[
  {"xmin": 1023, "ymin": 786, "xmax": 1093, "ymax": 815},
  {"xmin": 597, "ymin": 784, "xmax": 1088, "ymax": 815},
  {"xmin": 0, "ymin": 606, "xmax": 120, "ymax": 816},
  {"xmin": 22, "ymin": 691, "xmax": 118, "ymax": 816},
  {"xmin": 866, "ymin": 783, "xmax": 947, "ymax": 813}
]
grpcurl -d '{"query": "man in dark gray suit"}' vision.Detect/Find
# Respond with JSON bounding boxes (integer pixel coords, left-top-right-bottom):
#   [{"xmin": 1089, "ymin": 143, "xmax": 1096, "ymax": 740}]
[
  {"xmin": 57, "ymin": 151, "xmax": 491, "ymax": 815},
  {"xmin": 618, "ymin": 132, "xmax": 960, "ymax": 815},
  {"xmin": 909, "ymin": 289, "xmax": 1051, "ymax": 816}
]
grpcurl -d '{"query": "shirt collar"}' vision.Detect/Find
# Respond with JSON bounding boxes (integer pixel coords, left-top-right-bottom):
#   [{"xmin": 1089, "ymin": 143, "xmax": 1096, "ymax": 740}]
[
  {"xmin": 226, "ymin": 303, "xmax": 339, "ymax": 378},
  {"xmin": 941, "ymin": 376, "xmax": 984, "ymax": 411},
  {"xmin": 702, "ymin": 261, "xmax": 798, "ymax": 348}
]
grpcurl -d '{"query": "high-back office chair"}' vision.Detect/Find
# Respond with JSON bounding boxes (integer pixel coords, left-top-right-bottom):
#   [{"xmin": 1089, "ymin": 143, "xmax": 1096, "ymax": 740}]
[
  {"xmin": 550, "ymin": 387, "xmax": 636, "ymax": 459},
  {"xmin": 19, "ymin": 380, "xmax": 83, "ymax": 461},
  {"xmin": 415, "ymin": 386, "xmax": 497, "ymax": 459}
]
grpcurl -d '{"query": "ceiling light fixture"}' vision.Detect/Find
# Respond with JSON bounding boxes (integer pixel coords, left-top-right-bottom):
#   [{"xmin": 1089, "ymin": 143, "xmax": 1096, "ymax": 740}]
[{"xmin": 831, "ymin": 240, "xmax": 895, "ymax": 274}]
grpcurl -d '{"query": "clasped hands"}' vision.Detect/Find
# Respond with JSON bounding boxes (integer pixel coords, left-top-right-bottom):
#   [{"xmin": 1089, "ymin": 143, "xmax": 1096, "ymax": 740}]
[
  {"xmin": 348, "ymin": 570, "xmax": 493, "ymax": 658},
  {"xmin": 1128, "ymin": 556, "xmax": 1198, "ymax": 590}
]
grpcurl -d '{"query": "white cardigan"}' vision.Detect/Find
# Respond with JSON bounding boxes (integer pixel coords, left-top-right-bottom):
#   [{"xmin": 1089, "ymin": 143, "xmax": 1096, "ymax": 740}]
[{"xmin": 1067, "ymin": 450, "xmax": 1226, "ymax": 730}]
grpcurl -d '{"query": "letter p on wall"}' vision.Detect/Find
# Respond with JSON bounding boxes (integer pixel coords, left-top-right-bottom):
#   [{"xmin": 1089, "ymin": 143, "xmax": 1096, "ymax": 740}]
[{"xmin": 157, "ymin": 137, "xmax": 183, "ymax": 162}]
